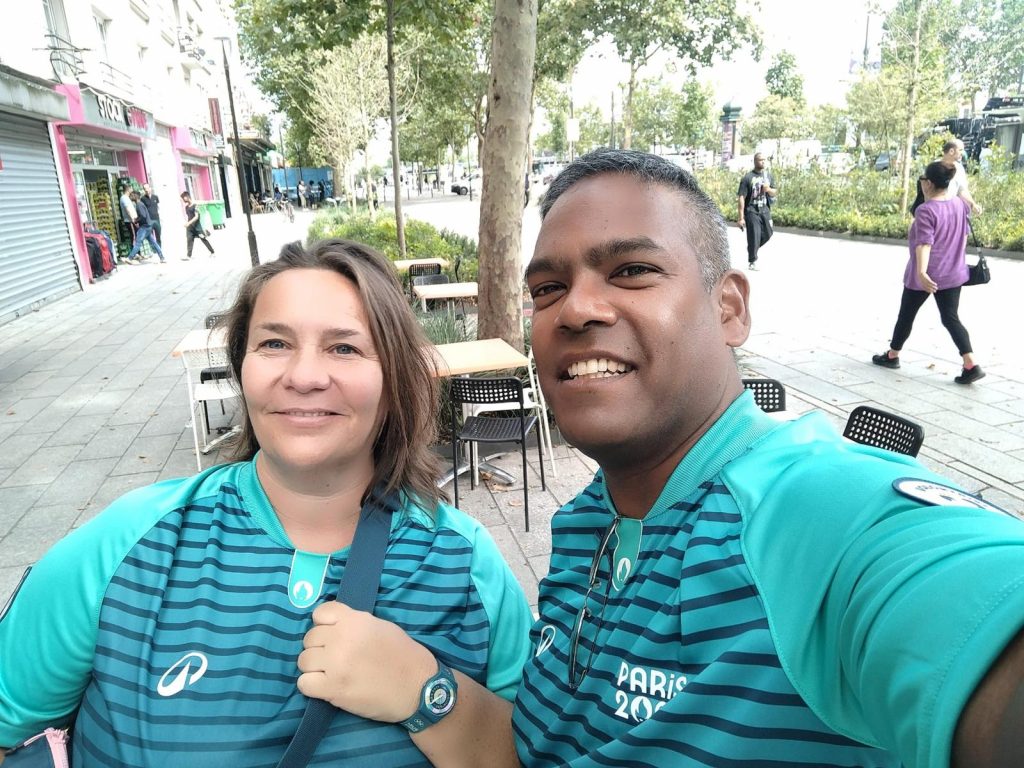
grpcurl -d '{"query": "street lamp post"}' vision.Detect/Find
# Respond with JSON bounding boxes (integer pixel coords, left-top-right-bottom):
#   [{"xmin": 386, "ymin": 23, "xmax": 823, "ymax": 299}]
[{"xmin": 216, "ymin": 35, "xmax": 259, "ymax": 266}]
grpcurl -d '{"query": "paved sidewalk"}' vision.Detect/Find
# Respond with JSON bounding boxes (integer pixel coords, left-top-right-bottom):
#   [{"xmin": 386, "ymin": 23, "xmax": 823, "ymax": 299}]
[{"xmin": 1, "ymin": 209, "xmax": 1022, "ymax": 613}]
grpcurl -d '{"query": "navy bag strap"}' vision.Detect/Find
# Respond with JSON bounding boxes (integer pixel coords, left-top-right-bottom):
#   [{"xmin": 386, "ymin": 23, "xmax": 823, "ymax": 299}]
[{"xmin": 274, "ymin": 486, "xmax": 399, "ymax": 768}]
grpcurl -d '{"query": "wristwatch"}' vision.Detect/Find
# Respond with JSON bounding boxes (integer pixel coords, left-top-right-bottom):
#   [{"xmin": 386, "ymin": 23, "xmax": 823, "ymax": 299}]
[{"xmin": 399, "ymin": 659, "xmax": 459, "ymax": 733}]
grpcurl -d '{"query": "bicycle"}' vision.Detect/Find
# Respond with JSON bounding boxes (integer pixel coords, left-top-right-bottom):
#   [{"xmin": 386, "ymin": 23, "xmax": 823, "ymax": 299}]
[{"xmin": 280, "ymin": 198, "xmax": 294, "ymax": 223}]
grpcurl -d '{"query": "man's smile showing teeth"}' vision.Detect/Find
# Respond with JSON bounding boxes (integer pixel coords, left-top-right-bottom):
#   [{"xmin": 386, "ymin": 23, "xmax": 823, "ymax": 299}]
[{"xmin": 566, "ymin": 359, "xmax": 633, "ymax": 380}]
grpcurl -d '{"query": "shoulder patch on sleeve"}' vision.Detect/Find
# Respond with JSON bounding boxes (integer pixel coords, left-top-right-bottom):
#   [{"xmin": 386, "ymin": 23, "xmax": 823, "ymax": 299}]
[
  {"xmin": 0, "ymin": 565, "xmax": 31, "ymax": 623},
  {"xmin": 893, "ymin": 477, "xmax": 1010, "ymax": 515}
]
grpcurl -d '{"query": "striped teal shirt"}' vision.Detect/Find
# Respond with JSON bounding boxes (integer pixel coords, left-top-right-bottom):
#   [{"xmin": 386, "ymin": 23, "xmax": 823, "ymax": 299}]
[
  {"xmin": 513, "ymin": 393, "xmax": 1024, "ymax": 768},
  {"xmin": 0, "ymin": 458, "xmax": 532, "ymax": 766}
]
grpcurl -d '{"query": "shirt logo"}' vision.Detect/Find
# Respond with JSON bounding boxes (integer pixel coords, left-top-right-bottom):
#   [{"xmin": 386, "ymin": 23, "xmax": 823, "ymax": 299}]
[
  {"xmin": 893, "ymin": 478, "xmax": 1010, "ymax": 515},
  {"xmin": 157, "ymin": 652, "xmax": 209, "ymax": 697},
  {"xmin": 536, "ymin": 624, "xmax": 556, "ymax": 657},
  {"xmin": 292, "ymin": 580, "xmax": 315, "ymax": 604}
]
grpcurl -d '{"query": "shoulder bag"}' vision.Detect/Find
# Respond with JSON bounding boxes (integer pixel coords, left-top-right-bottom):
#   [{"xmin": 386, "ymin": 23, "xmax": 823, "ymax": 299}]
[
  {"xmin": 964, "ymin": 219, "xmax": 991, "ymax": 286},
  {"xmin": 2, "ymin": 488, "xmax": 397, "ymax": 768}
]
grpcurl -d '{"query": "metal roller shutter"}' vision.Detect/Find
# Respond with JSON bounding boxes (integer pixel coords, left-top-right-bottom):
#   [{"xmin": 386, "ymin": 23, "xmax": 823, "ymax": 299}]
[{"xmin": 0, "ymin": 112, "xmax": 79, "ymax": 326}]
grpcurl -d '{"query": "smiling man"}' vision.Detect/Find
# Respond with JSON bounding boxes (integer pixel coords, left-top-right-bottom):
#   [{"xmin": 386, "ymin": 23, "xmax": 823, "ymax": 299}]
[{"xmin": 512, "ymin": 148, "xmax": 1024, "ymax": 768}]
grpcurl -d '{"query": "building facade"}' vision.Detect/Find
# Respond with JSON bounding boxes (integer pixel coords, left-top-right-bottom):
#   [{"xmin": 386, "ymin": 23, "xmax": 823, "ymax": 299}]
[{"xmin": 0, "ymin": 0, "xmax": 262, "ymax": 323}]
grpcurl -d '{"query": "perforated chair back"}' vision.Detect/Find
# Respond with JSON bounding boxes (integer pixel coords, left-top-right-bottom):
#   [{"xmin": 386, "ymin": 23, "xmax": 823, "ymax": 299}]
[
  {"xmin": 843, "ymin": 405, "xmax": 924, "ymax": 457},
  {"xmin": 742, "ymin": 378, "xmax": 787, "ymax": 413},
  {"xmin": 413, "ymin": 274, "xmax": 450, "ymax": 287},
  {"xmin": 408, "ymin": 263, "xmax": 442, "ymax": 280},
  {"xmin": 204, "ymin": 312, "xmax": 225, "ymax": 329},
  {"xmin": 450, "ymin": 376, "xmax": 524, "ymax": 407}
]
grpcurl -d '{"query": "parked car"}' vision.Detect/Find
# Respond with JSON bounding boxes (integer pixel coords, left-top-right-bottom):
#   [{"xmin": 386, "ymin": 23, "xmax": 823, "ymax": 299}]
[
  {"xmin": 451, "ymin": 172, "xmax": 481, "ymax": 196},
  {"xmin": 873, "ymin": 151, "xmax": 892, "ymax": 172}
]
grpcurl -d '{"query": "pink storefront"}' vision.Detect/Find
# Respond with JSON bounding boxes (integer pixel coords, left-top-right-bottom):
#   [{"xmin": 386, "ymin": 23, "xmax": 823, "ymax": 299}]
[
  {"xmin": 171, "ymin": 126, "xmax": 218, "ymax": 200},
  {"xmin": 52, "ymin": 84, "xmax": 154, "ymax": 276}
]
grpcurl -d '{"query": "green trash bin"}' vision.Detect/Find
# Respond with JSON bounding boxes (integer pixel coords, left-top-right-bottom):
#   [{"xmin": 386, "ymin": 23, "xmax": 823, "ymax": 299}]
[
  {"xmin": 194, "ymin": 201, "xmax": 215, "ymax": 233},
  {"xmin": 206, "ymin": 200, "xmax": 226, "ymax": 229}
]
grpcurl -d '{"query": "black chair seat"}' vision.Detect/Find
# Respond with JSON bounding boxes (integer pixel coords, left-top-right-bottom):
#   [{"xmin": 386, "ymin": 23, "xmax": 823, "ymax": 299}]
[{"xmin": 460, "ymin": 414, "xmax": 539, "ymax": 443}]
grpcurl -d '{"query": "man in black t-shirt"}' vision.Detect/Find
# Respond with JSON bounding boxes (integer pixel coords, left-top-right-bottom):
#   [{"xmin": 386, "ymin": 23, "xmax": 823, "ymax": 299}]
[
  {"xmin": 141, "ymin": 183, "xmax": 162, "ymax": 245},
  {"xmin": 180, "ymin": 191, "xmax": 215, "ymax": 260},
  {"xmin": 737, "ymin": 154, "xmax": 777, "ymax": 270}
]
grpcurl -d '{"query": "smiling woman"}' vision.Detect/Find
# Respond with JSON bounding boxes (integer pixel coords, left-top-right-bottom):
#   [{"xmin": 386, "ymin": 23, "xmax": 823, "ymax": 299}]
[{"xmin": 0, "ymin": 240, "xmax": 532, "ymax": 768}]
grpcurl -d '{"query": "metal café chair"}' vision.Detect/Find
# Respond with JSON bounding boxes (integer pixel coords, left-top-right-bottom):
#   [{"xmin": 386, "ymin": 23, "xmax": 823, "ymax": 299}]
[
  {"xmin": 742, "ymin": 377, "xmax": 787, "ymax": 413},
  {"xmin": 466, "ymin": 349, "xmax": 558, "ymax": 479},
  {"xmin": 449, "ymin": 377, "xmax": 547, "ymax": 531},
  {"xmin": 407, "ymin": 262, "xmax": 442, "ymax": 299},
  {"xmin": 199, "ymin": 312, "xmax": 231, "ymax": 433},
  {"xmin": 843, "ymin": 405, "xmax": 925, "ymax": 457}
]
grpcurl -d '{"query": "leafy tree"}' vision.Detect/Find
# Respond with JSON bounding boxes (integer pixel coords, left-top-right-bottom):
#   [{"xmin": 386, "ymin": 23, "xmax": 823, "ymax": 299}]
[
  {"xmin": 948, "ymin": 0, "xmax": 1024, "ymax": 98},
  {"xmin": 808, "ymin": 104, "xmax": 849, "ymax": 147},
  {"xmin": 572, "ymin": 0, "xmax": 760, "ymax": 149},
  {"xmin": 631, "ymin": 77, "xmax": 716, "ymax": 152},
  {"xmin": 765, "ymin": 51, "xmax": 805, "ymax": 106},
  {"xmin": 573, "ymin": 103, "xmax": 609, "ymax": 154},
  {"xmin": 742, "ymin": 94, "xmax": 809, "ymax": 147},
  {"xmin": 880, "ymin": 0, "xmax": 958, "ymax": 209},
  {"xmin": 235, "ymin": 0, "xmax": 477, "ymax": 258},
  {"xmin": 534, "ymin": 80, "xmax": 570, "ymax": 156}
]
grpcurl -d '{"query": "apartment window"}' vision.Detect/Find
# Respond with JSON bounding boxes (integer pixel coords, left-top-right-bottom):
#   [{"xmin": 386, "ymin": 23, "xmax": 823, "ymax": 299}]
[
  {"xmin": 42, "ymin": 0, "xmax": 70, "ymax": 40},
  {"xmin": 94, "ymin": 15, "xmax": 111, "ymax": 61}
]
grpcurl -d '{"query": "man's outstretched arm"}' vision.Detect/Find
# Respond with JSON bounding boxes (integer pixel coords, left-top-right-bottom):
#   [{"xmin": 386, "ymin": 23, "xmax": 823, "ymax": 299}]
[{"xmin": 953, "ymin": 625, "xmax": 1024, "ymax": 767}]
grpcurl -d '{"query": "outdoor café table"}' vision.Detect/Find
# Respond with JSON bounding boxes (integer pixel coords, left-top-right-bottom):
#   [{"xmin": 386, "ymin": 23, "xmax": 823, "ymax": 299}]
[
  {"xmin": 431, "ymin": 338, "xmax": 529, "ymax": 486},
  {"xmin": 414, "ymin": 281, "xmax": 478, "ymax": 313}
]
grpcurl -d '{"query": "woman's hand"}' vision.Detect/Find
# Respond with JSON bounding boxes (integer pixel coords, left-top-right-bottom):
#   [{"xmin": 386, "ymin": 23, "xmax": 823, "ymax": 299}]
[
  {"xmin": 918, "ymin": 271, "xmax": 938, "ymax": 294},
  {"xmin": 297, "ymin": 602, "xmax": 436, "ymax": 723}
]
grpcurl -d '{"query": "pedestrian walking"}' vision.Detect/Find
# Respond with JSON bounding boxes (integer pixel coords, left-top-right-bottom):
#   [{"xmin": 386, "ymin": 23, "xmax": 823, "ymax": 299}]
[
  {"xmin": 126, "ymin": 190, "xmax": 164, "ymax": 263},
  {"xmin": 873, "ymin": 160, "xmax": 984, "ymax": 384},
  {"xmin": 737, "ymin": 153, "xmax": 777, "ymax": 270},
  {"xmin": 910, "ymin": 138, "xmax": 984, "ymax": 217},
  {"xmin": 141, "ymin": 183, "xmax": 163, "ymax": 246},
  {"xmin": 180, "ymin": 191, "xmax": 214, "ymax": 260},
  {"xmin": 298, "ymin": 179, "xmax": 307, "ymax": 209}
]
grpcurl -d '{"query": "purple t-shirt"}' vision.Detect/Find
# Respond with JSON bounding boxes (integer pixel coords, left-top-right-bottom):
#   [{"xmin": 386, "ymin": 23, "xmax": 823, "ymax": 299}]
[{"xmin": 905, "ymin": 196, "xmax": 969, "ymax": 291}]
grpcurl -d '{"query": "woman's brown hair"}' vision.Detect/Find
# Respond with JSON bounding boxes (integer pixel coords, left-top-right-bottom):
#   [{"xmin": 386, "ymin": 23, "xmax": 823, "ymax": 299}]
[{"xmin": 217, "ymin": 238, "xmax": 444, "ymax": 510}]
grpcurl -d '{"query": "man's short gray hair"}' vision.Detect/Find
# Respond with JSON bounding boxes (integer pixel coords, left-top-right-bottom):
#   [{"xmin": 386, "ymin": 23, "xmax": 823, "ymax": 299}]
[{"xmin": 540, "ymin": 148, "xmax": 731, "ymax": 291}]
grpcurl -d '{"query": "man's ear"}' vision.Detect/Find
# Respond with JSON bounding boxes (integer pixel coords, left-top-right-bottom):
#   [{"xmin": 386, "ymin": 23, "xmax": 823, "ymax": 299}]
[{"xmin": 717, "ymin": 270, "xmax": 751, "ymax": 348}]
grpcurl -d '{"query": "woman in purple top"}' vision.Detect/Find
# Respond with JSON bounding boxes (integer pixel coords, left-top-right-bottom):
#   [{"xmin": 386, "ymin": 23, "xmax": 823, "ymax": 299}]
[{"xmin": 872, "ymin": 161, "xmax": 984, "ymax": 384}]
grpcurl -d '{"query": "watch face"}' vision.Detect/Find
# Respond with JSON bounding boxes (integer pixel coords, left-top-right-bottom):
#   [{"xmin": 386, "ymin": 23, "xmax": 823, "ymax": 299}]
[{"xmin": 426, "ymin": 680, "xmax": 456, "ymax": 716}]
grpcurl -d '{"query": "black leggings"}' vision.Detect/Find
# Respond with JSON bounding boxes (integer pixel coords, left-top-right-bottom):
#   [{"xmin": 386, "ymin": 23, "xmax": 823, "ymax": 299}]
[{"xmin": 890, "ymin": 285, "xmax": 973, "ymax": 355}]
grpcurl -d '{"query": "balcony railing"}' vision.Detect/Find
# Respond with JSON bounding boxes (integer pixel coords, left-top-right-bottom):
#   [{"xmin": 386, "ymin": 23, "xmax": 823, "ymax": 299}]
[{"xmin": 43, "ymin": 33, "xmax": 84, "ymax": 82}]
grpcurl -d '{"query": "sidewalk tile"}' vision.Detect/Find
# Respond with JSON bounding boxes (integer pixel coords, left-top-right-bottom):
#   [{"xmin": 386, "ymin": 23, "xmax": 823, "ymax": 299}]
[
  {"xmin": 34, "ymin": 458, "xmax": 118, "ymax": 508},
  {"xmin": 75, "ymin": 424, "xmax": 144, "ymax": 460},
  {"xmin": 0, "ymin": 431, "xmax": 55, "ymax": 470},
  {"xmin": 2, "ymin": 444, "xmax": 85, "ymax": 487}
]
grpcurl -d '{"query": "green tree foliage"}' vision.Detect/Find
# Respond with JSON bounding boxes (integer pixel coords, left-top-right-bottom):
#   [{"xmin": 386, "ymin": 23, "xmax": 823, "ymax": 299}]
[
  {"xmin": 808, "ymin": 104, "xmax": 849, "ymax": 147},
  {"xmin": 742, "ymin": 94, "xmax": 809, "ymax": 147},
  {"xmin": 880, "ymin": 0, "xmax": 959, "ymax": 208},
  {"xmin": 572, "ymin": 0, "xmax": 760, "ymax": 148},
  {"xmin": 765, "ymin": 51, "xmax": 805, "ymax": 106},
  {"xmin": 948, "ymin": 0, "xmax": 1024, "ymax": 98},
  {"xmin": 630, "ymin": 78, "xmax": 716, "ymax": 152}
]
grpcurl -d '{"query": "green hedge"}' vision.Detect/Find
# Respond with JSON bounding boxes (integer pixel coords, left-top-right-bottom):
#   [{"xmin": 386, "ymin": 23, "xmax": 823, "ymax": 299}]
[
  {"xmin": 307, "ymin": 210, "xmax": 480, "ymax": 281},
  {"xmin": 695, "ymin": 165, "xmax": 1024, "ymax": 252}
]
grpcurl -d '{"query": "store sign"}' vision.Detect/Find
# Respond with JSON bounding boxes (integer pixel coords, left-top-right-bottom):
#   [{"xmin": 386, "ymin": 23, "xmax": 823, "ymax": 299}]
[{"xmin": 83, "ymin": 90, "xmax": 155, "ymax": 139}]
